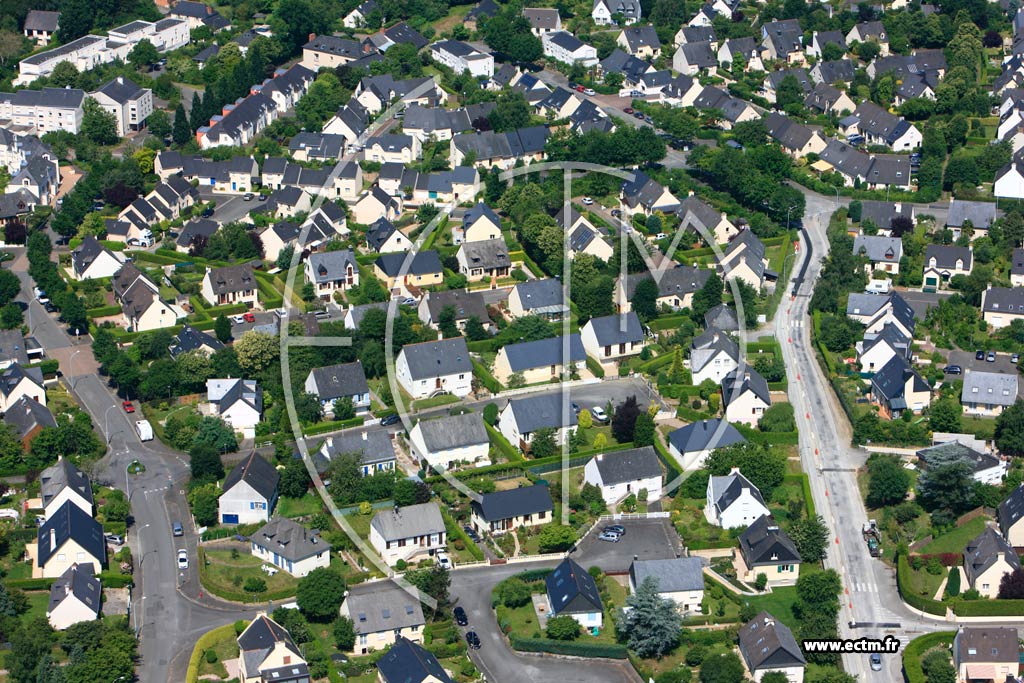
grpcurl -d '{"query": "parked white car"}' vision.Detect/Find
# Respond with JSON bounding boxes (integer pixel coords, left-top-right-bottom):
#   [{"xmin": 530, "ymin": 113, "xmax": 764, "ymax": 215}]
[{"xmin": 177, "ymin": 549, "xmax": 189, "ymax": 570}]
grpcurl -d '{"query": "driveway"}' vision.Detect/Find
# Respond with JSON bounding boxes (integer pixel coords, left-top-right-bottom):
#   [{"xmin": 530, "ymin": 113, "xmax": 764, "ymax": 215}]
[
  {"xmin": 196, "ymin": 190, "xmax": 266, "ymax": 225},
  {"xmin": 229, "ymin": 310, "xmax": 281, "ymax": 337},
  {"xmin": 572, "ymin": 518, "xmax": 683, "ymax": 574},
  {"xmin": 450, "ymin": 562, "xmax": 642, "ymax": 683}
]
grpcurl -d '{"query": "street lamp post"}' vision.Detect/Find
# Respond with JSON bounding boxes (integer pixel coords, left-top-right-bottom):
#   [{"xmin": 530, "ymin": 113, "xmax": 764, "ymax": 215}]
[
  {"xmin": 68, "ymin": 349, "xmax": 81, "ymax": 390},
  {"xmin": 104, "ymin": 405, "xmax": 117, "ymax": 444}
]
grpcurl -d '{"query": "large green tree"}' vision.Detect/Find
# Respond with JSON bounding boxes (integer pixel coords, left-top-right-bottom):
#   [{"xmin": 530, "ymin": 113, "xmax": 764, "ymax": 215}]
[
  {"xmin": 296, "ymin": 568, "xmax": 347, "ymax": 622},
  {"xmin": 618, "ymin": 577, "xmax": 682, "ymax": 657},
  {"xmin": 996, "ymin": 400, "xmax": 1024, "ymax": 456},
  {"xmin": 865, "ymin": 454, "xmax": 910, "ymax": 508}
]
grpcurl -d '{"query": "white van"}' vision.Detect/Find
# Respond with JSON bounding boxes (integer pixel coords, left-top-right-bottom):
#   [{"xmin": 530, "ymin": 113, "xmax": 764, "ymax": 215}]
[{"xmin": 135, "ymin": 419, "xmax": 154, "ymax": 442}]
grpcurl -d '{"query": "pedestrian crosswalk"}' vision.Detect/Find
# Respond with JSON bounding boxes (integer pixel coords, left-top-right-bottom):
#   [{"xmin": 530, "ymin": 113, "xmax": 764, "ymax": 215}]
[{"xmin": 851, "ymin": 582, "xmax": 878, "ymax": 593}]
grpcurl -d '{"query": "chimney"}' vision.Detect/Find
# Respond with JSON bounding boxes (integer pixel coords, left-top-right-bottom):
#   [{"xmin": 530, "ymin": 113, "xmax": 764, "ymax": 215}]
[
  {"xmin": 308, "ymin": 32, "xmax": 316, "ymax": 42},
  {"xmin": 50, "ymin": 528, "xmax": 56, "ymax": 552},
  {"xmin": 764, "ymin": 615, "xmax": 774, "ymax": 627},
  {"xmin": 688, "ymin": 190, "xmax": 695, "ymax": 197},
  {"xmin": 743, "ymin": 370, "xmax": 750, "ymax": 381},
  {"xmin": 712, "ymin": 332, "xmax": 719, "ymax": 343},
  {"xmin": 729, "ymin": 467, "xmax": 740, "ymax": 476},
  {"xmin": 117, "ymin": 76, "xmax": 124, "ymax": 85},
  {"xmin": 362, "ymin": 431, "xmax": 368, "ymax": 441}
]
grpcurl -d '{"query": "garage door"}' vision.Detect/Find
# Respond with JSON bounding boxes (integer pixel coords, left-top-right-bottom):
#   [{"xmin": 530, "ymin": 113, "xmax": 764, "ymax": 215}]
[{"xmin": 222, "ymin": 514, "xmax": 239, "ymax": 524}]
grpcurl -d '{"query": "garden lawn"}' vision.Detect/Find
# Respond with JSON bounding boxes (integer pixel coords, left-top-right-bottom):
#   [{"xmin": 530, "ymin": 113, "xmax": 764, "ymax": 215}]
[
  {"xmin": 746, "ymin": 586, "xmax": 800, "ymax": 630},
  {"xmin": 901, "ymin": 563, "xmax": 946, "ymax": 602},
  {"xmin": 196, "ymin": 626, "xmax": 239, "ymax": 679},
  {"xmin": 277, "ymin": 493, "xmax": 324, "ymax": 519},
  {"xmin": 919, "ymin": 517, "xmax": 989, "ymax": 555},
  {"xmin": 199, "ymin": 546, "xmax": 299, "ymax": 601}
]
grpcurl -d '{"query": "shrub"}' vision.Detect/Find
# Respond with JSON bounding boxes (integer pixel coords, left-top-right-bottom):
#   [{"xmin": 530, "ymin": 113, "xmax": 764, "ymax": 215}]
[
  {"xmin": 546, "ymin": 615, "xmax": 581, "ymax": 640},
  {"xmin": 494, "ymin": 577, "xmax": 532, "ymax": 608},
  {"xmin": 205, "ymin": 649, "xmax": 218, "ymax": 664},
  {"xmin": 754, "ymin": 573, "xmax": 768, "ymax": 591},
  {"xmin": 945, "ymin": 567, "xmax": 961, "ymax": 598},
  {"xmin": 510, "ymin": 636, "xmax": 627, "ymax": 658},
  {"xmin": 685, "ymin": 644, "xmax": 708, "ymax": 666}
]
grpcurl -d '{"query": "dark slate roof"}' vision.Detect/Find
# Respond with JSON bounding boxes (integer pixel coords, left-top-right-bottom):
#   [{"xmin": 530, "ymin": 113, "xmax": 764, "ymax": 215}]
[
  {"xmin": 307, "ymin": 249, "xmax": 357, "ymax": 283},
  {"xmin": 590, "ymin": 446, "xmax": 661, "ymax": 486},
  {"xmin": 546, "ymin": 557, "xmax": 603, "ymax": 615},
  {"xmin": 738, "ymin": 612, "xmax": 806, "ymax": 671},
  {"xmin": 238, "ymin": 615, "xmax": 303, "ymax": 672},
  {"xmin": 384, "ymin": 21, "xmax": 427, "ymax": 50},
  {"xmin": 24, "ymin": 10, "xmax": 60, "ymax": 32},
  {"xmin": 371, "ymin": 502, "xmax": 445, "ymax": 540},
  {"xmin": 708, "ymin": 469, "xmax": 766, "ymax": 513},
  {"xmin": 253, "ymin": 517, "xmax": 328, "ymax": 562},
  {"xmin": 722, "ymin": 365, "xmax": 770, "ymax": 407},
  {"xmin": 679, "ymin": 41, "xmax": 716, "ymax": 68},
  {"xmin": 924, "ymin": 245, "xmax": 972, "ymax": 271},
  {"xmin": 763, "ymin": 112, "xmax": 816, "ymax": 152},
  {"xmin": 95, "ymin": 76, "xmax": 145, "ymax": 104},
  {"xmin": 304, "ymin": 34, "xmax": 365, "ymax": 60},
  {"xmin": 999, "ymin": 484, "xmax": 1024, "ymax": 537},
  {"xmin": 668, "ymin": 419, "xmax": 746, "ymax": 454},
  {"xmin": 467, "ymin": 0, "xmax": 500, "ymax": 20},
  {"xmin": 504, "ymin": 393, "xmax": 578, "ymax": 434},
  {"xmin": 316, "ymin": 429, "xmax": 395, "ymax": 471},
  {"xmin": 600, "ymin": 48, "xmax": 651, "ymax": 82},
  {"xmin": 414, "ymin": 412, "xmax": 488, "ymax": 452},
  {"xmin": 36, "ymin": 501, "xmax": 105, "ymax": 569},
  {"xmin": 704, "ymin": 303, "xmax": 739, "ymax": 332},
  {"xmin": 71, "ymin": 236, "xmax": 110, "ymax": 277},
  {"xmin": 377, "ymin": 636, "xmax": 455, "ymax": 683},
  {"xmin": 170, "ymin": 324, "xmax": 224, "ymax": 358},
  {"xmin": 463, "ymin": 202, "xmax": 501, "ymax": 230},
  {"xmin": 502, "ymin": 335, "xmax": 585, "ymax": 372},
  {"xmin": 917, "ymin": 441, "xmax": 1001, "ymax": 476},
  {"xmin": 512, "ymin": 278, "xmax": 566, "ymax": 314},
  {"xmin": 4, "ymin": 396, "xmax": 55, "ymax": 442},
  {"xmin": 471, "ymin": 484, "xmax": 553, "ymax": 522},
  {"xmin": 308, "ymin": 361, "xmax": 369, "ymax": 401},
  {"xmin": 630, "ymin": 557, "xmax": 704, "ymax": 593},
  {"xmin": 345, "ymin": 581, "xmax": 425, "ymax": 636},
  {"xmin": 207, "ymin": 264, "xmax": 255, "ymax": 295},
  {"xmin": 47, "ymin": 564, "xmax": 100, "ymax": 616},
  {"xmin": 222, "ymin": 452, "xmax": 280, "ymax": 502},
  {"xmin": 947, "ymin": 200, "xmax": 997, "ymax": 229},
  {"xmin": 399, "ymin": 337, "xmax": 472, "ymax": 380},
  {"xmin": 739, "ymin": 514, "xmax": 801, "ymax": 565},
  {"xmin": 964, "ymin": 526, "xmax": 1021, "ymax": 585},
  {"xmin": 375, "ymin": 251, "xmax": 443, "ymax": 277},
  {"xmin": 584, "ymin": 312, "xmax": 644, "ymax": 346},
  {"xmin": 459, "ymin": 238, "xmax": 510, "ymax": 271},
  {"xmin": 871, "ymin": 356, "xmax": 927, "ymax": 406},
  {"xmin": 423, "ymin": 289, "xmax": 489, "ymax": 324},
  {"xmin": 0, "ymin": 363, "xmax": 43, "ymax": 398},
  {"xmin": 982, "ymin": 286, "xmax": 1024, "ymax": 315},
  {"xmin": 40, "ymin": 457, "xmax": 92, "ymax": 510}
]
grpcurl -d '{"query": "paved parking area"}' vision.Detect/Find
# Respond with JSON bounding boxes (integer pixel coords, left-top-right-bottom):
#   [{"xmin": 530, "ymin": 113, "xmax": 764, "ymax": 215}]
[
  {"xmin": 229, "ymin": 310, "xmax": 281, "ymax": 337},
  {"xmin": 945, "ymin": 350, "xmax": 1023, "ymax": 398},
  {"xmin": 196, "ymin": 190, "xmax": 266, "ymax": 225},
  {"xmin": 573, "ymin": 518, "xmax": 682, "ymax": 574}
]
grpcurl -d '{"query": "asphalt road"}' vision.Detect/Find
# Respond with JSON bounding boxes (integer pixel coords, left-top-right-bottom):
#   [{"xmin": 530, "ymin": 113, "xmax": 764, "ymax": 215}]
[
  {"xmin": 572, "ymin": 518, "xmax": 682, "ymax": 573},
  {"xmin": 196, "ymin": 188, "xmax": 267, "ymax": 224}
]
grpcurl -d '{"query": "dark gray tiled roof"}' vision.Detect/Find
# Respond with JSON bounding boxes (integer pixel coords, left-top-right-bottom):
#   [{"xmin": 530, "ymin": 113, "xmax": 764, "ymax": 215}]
[
  {"xmin": 345, "ymin": 581, "xmax": 425, "ymax": 635},
  {"xmin": 377, "ymin": 636, "xmax": 454, "ymax": 683},
  {"xmin": 738, "ymin": 611, "xmax": 806, "ymax": 671},
  {"xmin": 964, "ymin": 526, "xmax": 1021, "ymax": 585},
  {"xmin": 222, "ymin": 452, "xmax": 279, "ymax": 502},
  {"xmin": 630, "ymin": 557, "xmax": 704, "ymax": 593},
  {"xmin": 37, "ymin": 501, "xmax": 105, "ymax": 569},
  {"xmin": 503, "ymin": 393, "xmax": 578, "ymax": 434},
  {"xmin": 400, "ymin": 337, "xmax": 472, "ymax": 380},
  {"xmin": 667, "ymin": 418, "xmax": 746, "ymax": 454},
  {"xmin": 502, "ymin": 334, "xmax": 585, "ymax": 372},
  {"xmin": 375, "ymin": 251, "xmax": 443, "ymax": 277},
  {"xmin": 584, "ymin": 312, "xmax": 644, "ymax": 346},
  {"xmin": 739, "ymin": 514, "xmax": 800, "ymax": 565},
  {"xmin": 547, "ymin": 557, "xmax": 603, "ymax": 615},
  {"xmin": 371, "ymin": 502, "xmax": 445, "ymax": 540},
  {"xmin": 47, "ymin": 564, "xmax": 100, "ymax": 616},
  {"xmin": 253, "ymin": 517, "xmax": 328, "ymax": 562},
  {"xmin": 590, "ymin": 446, "xmax": 661, "ymax": 486},
  {"xmin": 308, "ymin": 362, "xmax": 369, "ymax": 401},
  {"xmin": 414, "ymin": 412, "xmax": 488, "ymax": 451},
  {"xmin": 4, "ymin": 396, "xmax": 55, "ymax": 441},
  {"xmin": 40, "ymin": 457, "xmax": 92, "ymax": 510}
]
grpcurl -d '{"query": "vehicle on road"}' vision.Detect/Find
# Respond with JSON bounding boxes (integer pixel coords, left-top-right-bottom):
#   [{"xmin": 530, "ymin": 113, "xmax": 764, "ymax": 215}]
[
  {"xmin": 466, "ymin": 631, "xmax": 481, "ymax": 649},
  {"xmin": 243, "ymin": 311, "xmax": 256, "ymax": 323},
  {"xmin": 870, "ymin": 654, "xmax": 882, "ymax": 671},
  {"xmin": 603, "ymin": 524, "xmax": 625, "ymax": 535},
  {"xmin": 172, "ymin": 521, "xmax": 184, "ymax": 537},
  {"xmin": 259, "ymin": 193, "xmax": 268, "ymax": 201},
  {"xmin": 380, "ymin": 414, "xmax": 401, "ymax": 426},
  {"xmin": 598, "ymin": 531, "xmax": 621, "ymax": 542},
  {"xmin": 623, "ymin": 107, "xmax": 634, "ymax": 114},
  {"xmin": 454, "ymin": 606, "xmax": 468, "ymax": 626},
  {"xmin": 976, "ymin": 350, "xmax": 985, "ymax": 360},
  {"xmin": 584, "ymin": 88, "xmax": 595, "ymax": 95},
  {"xmin": 105, "ymin": 533, "xmax": 124, "ymax": 546},
  {"xmin": 177, "ymin": 549, "xmax": 189, "ymax": 570},
  {"xmin": 232, "ymin": 314, "xmax": 245, "ymax": 324},
  {"xmin": 201, "ymin": 207, "xmax": 214, "ymax": 217},
  {"xmin": 571, "ymin": 402, "xmax": 580, "ymax": 415},
  {"xmin": 122, "ymin": 401, "xmax": 135, "ymax": 413},
  {"xmin": 1014, "ymin": 353, "xmax": 1021, "ymax": 364},
  {"xmin": 463, "ymin": 525, "xmax": 480, "ymax": 542},
  {"xmin": 575, "ymin": 85, "xmax": 585, "ymax": 93},
  {"xmin": 581, "ymin": 197, "xmax": 594, "ymax": 205},
  {"xmin": 610, "ymin": 209, "xmax": 622, "ymax": 218},
  {"xmin": 568, "ymin": 82, "xmax": 577, "ymax": 90},
  {"xmin": 863, "ymin": 519, "xmax": 881, "ymax": 557},
  {"xmin": 436, "ymin": 551, "xmax": 451, "ymax": 569},
  {"xmin": 243, "ymin": 193, "xmax": 254, "ymax": 201},
  {"xmin": 632, "ymin": 111, "xmax": 644, "ymax": 119},
  {"xmin": 591, "ymin": 406, "xmax": 609, "ymax": 423},
  {"xmin": 43, "ymin": 301, "xmax": 57, "ymax": 313},
  {"xmin": 944, "ymin": 365, "xmax": 962, "ymax": 375},
  {"xmin": 136, "ymin": 419, "xmax": 153, "ymax": 441},
  {"xmin": 987, "ymin": 351, "xmax": 996, "ymax": 362}
]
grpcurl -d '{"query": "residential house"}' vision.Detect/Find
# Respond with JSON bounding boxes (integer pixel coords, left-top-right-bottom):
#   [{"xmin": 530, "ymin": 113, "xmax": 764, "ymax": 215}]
[
  {"xmin": 169, "ymin": 325, "xmax": 225, "ymax": 358},
  {"xmin": 395, "ymin": 338, "xmax": 472, "ymax": 400},
  {"xmin": 115, "ymin": 267, "xmax": 185, "ymax": 333},
  {"xmin": 961, "ymin": 369, "xmax": 1019, "ymax": 417},
  {"xmin": 418, "ymin": 289, "xmax": 491, "ymax": 333},
  {"xmin": 1000, "ymin": 484, "xmax": 1024, "ymax": 546},
  {"xmin": 628, "ymin": 558, "xmax": 704, "ymax": 614},
  {"xmin": 266, "ymin": 186, "xmax": 313, "ymax": 219},
  {"xmin": 399, "ymin": 105, "xmax": 474, "ymax": 143},
  {"xmin": 154, "ymin": 152, "xmax": 259, "ymax": 194},
  {"xmin": 738, "ymin": 612, "xmax": 807, "ymax": 683},
  {"xmin": 846, "ymin": 21, "xmax": 888, "ymax": 55},
  {"xmin": 690, "ymin": 329, "xmax": 740, "ymax": 385},
  {"xmin": 508, "ymin": 279, "xmax": 568, "ymax": 321},
  {"xmin": 856, "ymin": 324, "xmax": 911, "ymax": 373},
  {"xmin": 846, "ymin": 292, "xmax": 915, "ymax": 339},
  {"xmin": 70, "ymin": 236, "xmax": 124, "ymax": 280},
  {"xmin": 621, "ymin": 170, "xmax": 680, "ymax": 216},
  {"xmin": 376, "ymin": 636, "xmax": 455, "ymax": 683},
  {"xmin": 964, "ymin": 527, "xmax": 1022, "ymax": 599},
  {"xmin": 449, "ymin": 126, "xmax": 550, "ymax": 170},
  {"xmin": 355, "ymin": 74, "xmax": 447, "ymax": 116},
  {"xmin": 523, "ymin": 8, "xmax": 561, "ymax": 35},
  {"xmin": 498, "ymin": 393, "xmax": 578, "ymax": 450},
  {"xmin": 343, "ymin": 0, "xmax": 378, "ymax": 28},
  {"xmin": 40, "ymin": 456, "xmax": 93, "ymax": 519},
  {"xmin": 207, "ymin": 378, "xmax": 262, "ymax": 436},
  {"xmin": 365, "ymin": 218, "xmax": 411, "ymax": 254},
  {"xmin": 304, "ymin": 362, "xmax": 371, "ymax": 417},
  {"xmin": 675, "ymin": 25, "xmax": 717, "ymax": 48},
  {"xmin": 365, "ymin": 133, "xmax": 421, "ymax": 164},
  {"xmin": 250, "ymin": 517, "xmax": 330, "ymax": 578},
  {"xmin": 806, "ymin": 30, "xmax": 847, "ymax": 59},
  {"xmin": 0, "ymin": 364, "xmax": 45, "ymax": 413},
  {"xmin": 580, "ymin": 312, "xmax": 646, "ymax": 364},
  {"xmin": 692, "ymin": 86, "xmax": 759, "ymax": 129},
  {"xmin": 4, "ymin": 396, "xmax": 55, "ymax": 451},
  {"xmin": 592, "ymin": 0, "xmax": 641, "ymax": 25},
  {"xmin": 46, "ymin": 564, "xmax": 101, "ymax": 630},
  {"xmin": 854, "ymin": 235, "xmax": 903, "ymax": 275},
  {"xmin": 804, "ymin": 83, "xmax": 855, "ymax": 115},
  {"xmin": 456, "ymin": 238, "xmax": 510, "ymax": 281},
  {"xmin": 369, "ymin": 502, "xmax": 447, "ymax": 566},
  {"xmin": 430, "ymin": 40, "xmax": 494, "ymax": 78},
  {"xmin": 546, "ymin": 558, "xmax": 603, "ymax": 630},
  {"xmin": 673, "ymin": 41, "xmax": 717, "ymax": 76},
  {"xmin": 718, "ymin": 37, "xmax": 763, "ymax": 72},
  {"xmin": 170, "ymin": 2, "xmax": 229, "ymax": 30},
  {"xmin": 351, "ymin": 187, "xmax": 402, "ymax": 225},
  {"xmin": 763, "ymin": 112, "xmax": 826, "ymax": 158},
  {"xmin": 31, "ymin": 501, "xmax": 105, "ymax": 578},
  {"xmin": 677, "ymin": 195, "xmax": 737, "ymax": 245},
  {"xmin": 455, "ymin": 202, "xmax": 502, "ymax": 244},
  {"xmin": 922, "ymin": 245, "xmax": 973, "ymax": 291},
  {"xmin": 762, "ymin": 69, "xmax": 811, "ymax": 104},
  {"xmin": 408, "ymin": 412, "xmax": 490, "ymax": 470},
  {"xmin": 542, "ymin": 31, "xmax": 599, "ymax": 67},
  {"xmin": 341, "ymin": 581, "xmax": 426, "ymax": 654},
  {"xmin": 315, "ymin": 430, "xmax": 396, "ymax": 477},
  {"xmin": 843, "ymin": 102, "xmax": 921, "ymax": 151},
  {"xmin": 493, "ymin": 335, "xmax": 586, "ymax": 385},
  {"xmin": 721, "ymin": 229, "xmax": 775, "ymax": 290},
  {"xmin": 953, "ymin": 627, "xmax": 1019, "ymax": 683},
  {"xmin": 761, "ymin": 19, "xmax": 804, "ymax": 64},
  {"xmin": 617, "ymin": 267, "xmax": 711, "ymax": 313},
  {"xmin": 982, "ymin": 286, "xmax": 1024, "ymax": 329},
  {"xmin": 201, "ymin": 264, "xmax": 258, "ymax": 309},
  {"xmin": 374, "ymin": 251, "xmax": 444, "ymax": 298},
  {"xmin": 917, "ymin": 441, "xmax": 1007, "ymax": 486},
  {"xmin": 705, "ymin": 303, "xmax": 739, "ymax": 332},
  {"xmin": 618, "ymin": 26, "xmax": 661, "ymax": 58},
  {"xmin": 218, "ymin": 451, "xmax": 279, "ymax": 525},
  {"xmin": 322, "ymin": 98, "xmax": 370, "ymax": 142},
  {"xmin": 667, "ymin": 418, "xmax": 747, "ymax": 471},
  {"xmin": 89, "ymin": 76, "xmax": 153, "ymax": 136},
  {"xmin": 23, "ymin": 10, "xmax": 59, "ymax": 45},
  {"xmin": 946, "ymin": 200, "xmax": 997, "ymax": 240},
  {"xmin": 722, "ymin": 365, "xmax": 771, "ymax": 427},
  {"xmin": 738, "ymin": 515, "xmax": 801, "ymax": 586},
  {"xmin": 470, "ymin": 484, "xmax": 553, "ymax": 535},
  {"xmin": 583, "ymin": 446, "xmax": 663, "ymax": 504},
  {"xmin": 288, "ymin": 131, "xmax": 346, "ymax": 161},
  {"xmin": 236, "ymin": 613, "xmax": 309, "ymax": 683},
  {"xmin": 0, "ymin": 87, "xmax": 85, "ymax": 134},
  {"xmin": 870, "ymin": 356, "xmax": 931, "ymax": 419},
  {"xmin": 301, "ymin": 35, "xmax": 370, "ymax": 70},
  {"xmin": 558, "ymin": 207, "xmax": 613, "ymax": 261},
  {"xmin": 304, "ymin": 249, "xmax": 359, "ymax": 301},
  {"xmin": 858, "ymin": 199, "xmax": 914, "ymax": 234},
  {"xmin": 705, "ymin": 467, "xmax": 770, "ymax": 529},
  {"xmin": 996, "ymin": 159, "xmax": 1024, "ymax": 200}
]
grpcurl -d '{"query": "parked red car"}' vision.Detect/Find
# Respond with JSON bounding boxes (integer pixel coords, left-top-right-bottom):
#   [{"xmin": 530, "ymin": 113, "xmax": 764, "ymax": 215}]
[
  {"xmin": 575, "ymin": 85, "xmax": 586, "ymax": 92},
  {"xmin": 122, "ymin": 401, "xmax": 135, "ymax": 413},
  {"xmin": 624, "ymin": 107, "xmax": 634, "ymax": 114},
  {"xmin": 243, "ymin": 311, "xmax": 256, "ymax": 323}
]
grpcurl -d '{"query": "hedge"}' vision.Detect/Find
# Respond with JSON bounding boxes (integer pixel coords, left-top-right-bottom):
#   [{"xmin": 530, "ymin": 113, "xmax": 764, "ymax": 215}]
[
  {"xmin": 952, "ymin": 599, "xmax": 1024, "ymax": 616},
  {"xmin": 896, "ymin": 554, "xmax": 946, "ymax": 616},
  {"xmin": 509, "ymin": 636, "xmax": 628, "ymax": 659},
  {"xmin": 486, "ymin": 424, "xmax": 521, "ymax": 462},
  {"xmin": 902, "ymin": 631, "xmax": 955, "ymax": 683},
  {"xmin": 652, "ymin": 436, "xmax": 682, "ymax": 487},
  {"xmin": 472, "ymin": 359, "xmax": 503, "ymax": 394},
  {"xmin": 303, "ymin": 416, "xmax": 365, "ymax": 436},
  {"xmin": 440, "ymin": 507, "xmax": 484, "ymax": 561},
  {"xmin": 99, "ymin": 571, "xmax": 135, "ymax": 588},
  {"xmin": 186, "ymin": 623, "xmax": 243, "ymax": 683},
  {"xmin": 512, "ymin": 568, "xmax": 554, "ymax": 582},
  {"xmin": 585, "ymin": 355, "xmax": 605, "ymax": 378},
  {"xmin": 6, "ymin": 577, "xmax": 55, "ymax": 590},
  {"xmin": 648, "ymin": 314, "xmax": 692, "ymax": 331},
  {"xmin": 86, "ymin": 304, "xmax": 122, "ymax": 318}
]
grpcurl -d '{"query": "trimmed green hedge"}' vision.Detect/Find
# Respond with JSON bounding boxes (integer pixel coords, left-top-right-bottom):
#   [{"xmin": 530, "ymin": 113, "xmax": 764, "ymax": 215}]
[
  {"xmin": 509, "ymin": 636, "xmax": 628, "ymax": 659},
  {"xmin": 486, "ymin": 424, "xmax": 521, "ymax": 462},
  {"xmin": 472, "ymin": 360, "xmax": 503, "ymax": 394},
  {"xmin": 6, "ymin": 577, "xmax": 55, "ymax": 590},
  {"xmin": 440, "ymin": 507, "xmax": 484, "ymax": 561},
  {"xmin": 903, "ymin": 631, "xmax": 954, "ymax": 683},
  {"xmin": 585, "ymin": 356, "xmax": 605, "ymax": 378},
  {"xmin": 896, "ymin": 554, "xmax": 946, "ymax": 616},
  {"xmin": 952, "ymin": 599, "xmax": 1024, "ymax": 616},
  {"xmin": 86, "ymin": 304, "xmax": 122, "ymax": 318},
  {"xmin": 303, "ymin": 416, "xmax": 365, "ymax": 436}
]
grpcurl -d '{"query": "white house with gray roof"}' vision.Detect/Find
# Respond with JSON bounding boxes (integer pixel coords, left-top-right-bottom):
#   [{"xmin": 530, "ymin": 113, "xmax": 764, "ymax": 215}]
[
  {"xmin": 961, "ymin": 369, "xmax": 1019, "ymax": 417},
  {"xmin": 339, "ymin": 581, "xmax": 426, "ymax": 654},
  {"xmin": 304, "ymin": 361, "xmax": 370, "ymax": 416},
  {"xmin": 89, "ymin": 76, "xmax": 153, "ymax": 137},
  {"xmin": 580, "ymin": 312, "xmax": 646, "ymax": 365},
  {"xmin": 629, "ymin": 558, "xmax": 705, "ymax": 614},
  {"xmin": 46, "ymin": 564, "xmax": 100, "ymax": 631},
  {"xmin": 251, "ymin": 517, "xmax": 330, "ymax": 577},
  {"xmin": 854, "ymin": 235, "xmax": 903, "ymax": 275},
  {"xmin": 667, "ymin": 419, "xmax": 747, "ymax": 470},
  {"xmin": 947, "ymin": 199, "xmax": 997, "ymax": 239},
  {"xmin": 738, "ymin": 612, "xmax": 806, "ymax": 683},
  {"xmin": 396, "ymin": 338, "xmax": 473, "ymax": 400},
  {"xmin": 304, "ymin": 249, "xmax": 358, "ymax": 300},
  {"xmin": 542, "ymin": 31, "xmax": 598, "ymax": 67},
  {"xmin": 316, "ymin": 429, "xmax": 396, "ymax": 476},
  {"xmin": 70, "ymin": 236, "xmax": 125, "ymax": 280},
  {"xmin": 616, "ymin": 267, "xmax": 711, "ymax": 313},
  {"xmin": 370, "ymin": 502, "xmax": 447, "ymax": 566},
  {"xmin": 408, "ymin": 412, "xmax": 490, "ymax": 470},
  {"xmin": 508, "ymin": 279, "xmax": 568, "ymax": 320},
  {"xmin": 40, "ymin": 457, "xmax": 93, "ymax": 520},
  {"xmin": 493, "ymin": 334, "xmax": 586, "ymax": 385},
  {"xmin": 722, "ymin": 365, "xmax": 771, "ymax": 426},
  {"xmin": 923, "ymin": 245, "xmax": 972, "ymax": 292},
  {"xmin": 706, "ymin": 467, "xmax": 770, "ymax": 528},
  {"xmin": 690, "ymin": 329, "xmax": 739, "ymax": 385},
  {"xmin": 583, "ymin": 446, "xmax": 663, "ymax": 504},
  {"xmin": 982, "ymin": 286, "xmax": 1024, "ymax": 329},
  {"xmin": 498, "ymin": 393, "xmax": 577, "ymax": 450}
]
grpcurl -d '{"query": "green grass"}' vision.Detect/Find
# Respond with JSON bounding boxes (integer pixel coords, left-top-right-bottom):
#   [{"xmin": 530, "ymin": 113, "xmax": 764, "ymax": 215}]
[
  {"xmin": 277, "ymin": 493, "xmax": 324, "ymax": 519},
  {"xmin": 199, "ymin": 547, "xmax": 300, "ymax": 602},
  {"xmin": 411, "ymin": 394, "xmax": 461, "ymax": 410},
  {"xmin": 746, "ymin": 586, "xmax": 800, "ymax": 629},
  {"xmin": 196, "ymin": 626, "xmax": 238, "ymax": 679},
  {"xmin": 919, "ymin": 516, "xmax": 988, "ymax": 555},
  {"xmin": 23, "ymin": 591, "xmax": 50, "ymax": 622}
]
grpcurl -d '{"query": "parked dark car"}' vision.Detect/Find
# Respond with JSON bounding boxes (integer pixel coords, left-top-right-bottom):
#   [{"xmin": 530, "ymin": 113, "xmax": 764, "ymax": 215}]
[
  {"xmin": 463, "ymin": 525, "xmax": 480, "ymax": 542},
  {"xmin": 944, "ymin": 365, "xmax": 962, "ymax": 375},
  {"xmin": 603, "ymin": 525, "xmax": 625, "ymax": 536},
  {"xmin": 380, "ymin": 414, "xmax": 401, "ymax": 426},
  {"xmin": 466, "ymin": 632, "xmax": 481, "ymax": 649},
  {"xmin": 976, "ymin": 350, "xmax": 985, "ymax": 360},
  {"xmin": 454, "ymin": 606, "xmax": 468, "ymax": 626}
]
